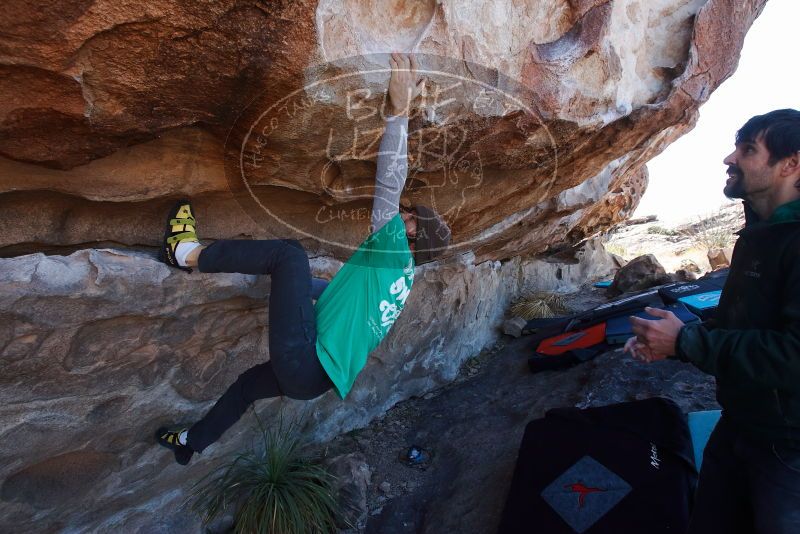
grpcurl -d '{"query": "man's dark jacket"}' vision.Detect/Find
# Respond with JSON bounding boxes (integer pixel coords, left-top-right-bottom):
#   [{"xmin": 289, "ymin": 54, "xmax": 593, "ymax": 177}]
[{"xmin": 676, "ymin": 199, "xmax": 800, "ymax": 443}]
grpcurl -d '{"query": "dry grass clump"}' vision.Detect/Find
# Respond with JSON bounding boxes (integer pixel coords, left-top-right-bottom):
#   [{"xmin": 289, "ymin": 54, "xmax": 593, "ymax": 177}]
[
  {"xmin": 511, "ymin": 292, "xmax": 569, "ymax": 320},
  {"xmin": 678, "ymin": 207, "xmax": 743, "ymax": 251},
  {"xmin": 604, "ymin": 243, "xmax": 628, "ymax": 258}
]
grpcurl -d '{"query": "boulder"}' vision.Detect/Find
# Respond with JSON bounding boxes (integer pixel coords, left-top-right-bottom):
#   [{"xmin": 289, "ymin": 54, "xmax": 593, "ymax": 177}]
[
  {"xmin": 680, "ymin": 259, "xmax": 702, "ymax": 274},
  {"xmin": 610, "ymin": 254, "xmax": 671, "ymax": 294},
  {"xmin": 0, "ymin": 0, "xmax": 767, "ymax": 262},
  {"xmin": 674, "ymin": 269, "xmax": 698, "ymax": 282},
  {"xmin": 325, "ymin": 452, "xmax": 372, "ymax": 530},
  {"xmin": 502, "ymin": 316, "xmax": 528, "ymax": 338},
  {"xmin": 610, "ymin": 253, "xmax": 629, "ymax": 269},
  {"xmin": 708, "ymin": 247, "xmax": 734, "ymax": 270}
]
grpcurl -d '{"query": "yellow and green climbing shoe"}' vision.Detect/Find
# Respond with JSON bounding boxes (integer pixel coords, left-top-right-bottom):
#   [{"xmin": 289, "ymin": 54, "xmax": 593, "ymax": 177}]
[
  {"xmin": 155, "ymin": 426, "xmax": 193, "ymax": 465},
  {"xmin": 159, "ymin": 199, "xmax": 198, "ymax": 273}
]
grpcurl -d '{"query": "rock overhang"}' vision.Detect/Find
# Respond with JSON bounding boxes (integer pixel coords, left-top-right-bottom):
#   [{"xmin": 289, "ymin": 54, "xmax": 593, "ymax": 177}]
[{"xmin": 0, "ymin": 0, "xmax": 767, "ymax": 261}]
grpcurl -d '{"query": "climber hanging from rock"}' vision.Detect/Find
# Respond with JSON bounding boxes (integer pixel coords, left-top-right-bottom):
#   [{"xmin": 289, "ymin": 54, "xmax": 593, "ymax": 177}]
[{"xmin": 155, "ymin": 53, "xmax": 451, "ymax": 465}]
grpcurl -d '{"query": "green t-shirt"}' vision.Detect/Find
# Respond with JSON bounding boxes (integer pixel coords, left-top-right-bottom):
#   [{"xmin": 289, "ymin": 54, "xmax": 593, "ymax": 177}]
[{"xmin": 315, "ymin": 213, "xmax": 415, "ymax": 398}]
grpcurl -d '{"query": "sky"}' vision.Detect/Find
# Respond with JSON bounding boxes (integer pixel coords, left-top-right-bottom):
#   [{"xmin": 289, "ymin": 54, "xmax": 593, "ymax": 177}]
[{"xmin": 633, "ymin": 0, "xmax": 799, "ymax": 224}]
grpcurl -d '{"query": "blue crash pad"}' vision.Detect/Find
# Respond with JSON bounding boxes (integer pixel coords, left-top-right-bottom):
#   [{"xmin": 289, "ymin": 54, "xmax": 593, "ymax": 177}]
[{"xmin": 687, "ymin": 410, "xmax": 722, "ymax": 470}]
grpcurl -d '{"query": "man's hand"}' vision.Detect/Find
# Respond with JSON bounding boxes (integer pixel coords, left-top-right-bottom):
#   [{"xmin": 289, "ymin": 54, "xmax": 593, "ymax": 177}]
[
  {"xmin": 623, "ymin": 337, "xmax": 667, "ymax": 363},
  {"xmin": 624, "ymin": 307, "xmax": 684, "ymax": 362},
  {"xmin": 388, "ymin": 52, "xmax": 424, "ymax": 117}
]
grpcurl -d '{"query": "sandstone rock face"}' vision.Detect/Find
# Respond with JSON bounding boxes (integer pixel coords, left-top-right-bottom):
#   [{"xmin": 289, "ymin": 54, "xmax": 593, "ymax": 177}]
[
  {"xmin": 0, "ymin": 1, "xmax": 766, "ymax": 531},
  {"xmin": 0, "ymin": 0, "xmax": 766, "ymax": 261},
  {"xmin": 0, "ymin": 241, "xmax": 616, "ymax": 532},
  {"xmin": 325, "ymin": 452, "xmax": 372, "ymax": 530}
]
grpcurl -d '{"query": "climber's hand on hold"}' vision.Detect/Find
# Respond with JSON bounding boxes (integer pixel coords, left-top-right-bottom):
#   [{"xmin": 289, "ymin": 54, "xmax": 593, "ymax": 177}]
[{"xmin": 388, "ymin": 52, "xmax": 424, "ymax": 117}]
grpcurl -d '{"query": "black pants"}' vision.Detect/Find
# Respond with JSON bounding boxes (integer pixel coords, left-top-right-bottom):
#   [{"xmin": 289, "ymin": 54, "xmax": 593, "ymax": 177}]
[
  {"xmin": 688, "ymin": 416, "xmax": 800, "ymax": 534},
  {"xmin": 186, "ymin": 239, "xmax": 333, "ymax": 453}
]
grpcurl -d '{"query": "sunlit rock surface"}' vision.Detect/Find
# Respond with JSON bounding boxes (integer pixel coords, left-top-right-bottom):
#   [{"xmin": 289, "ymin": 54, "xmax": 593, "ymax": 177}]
[{"xmin": 0, "ymin": 0, "xmax": 765, "ymax": 261}]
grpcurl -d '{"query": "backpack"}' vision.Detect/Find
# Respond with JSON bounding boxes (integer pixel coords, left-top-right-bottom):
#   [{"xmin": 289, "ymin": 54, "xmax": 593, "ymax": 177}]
[{"xmin": 498, "ymin": 398, "xmax": 696, "ymax": 534}]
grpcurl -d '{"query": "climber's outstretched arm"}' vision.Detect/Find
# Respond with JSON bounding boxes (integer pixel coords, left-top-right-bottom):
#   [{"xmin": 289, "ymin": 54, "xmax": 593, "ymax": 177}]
[{"xmin": 370, "ymin": 53, "xmax": 423, "ymax": 234}]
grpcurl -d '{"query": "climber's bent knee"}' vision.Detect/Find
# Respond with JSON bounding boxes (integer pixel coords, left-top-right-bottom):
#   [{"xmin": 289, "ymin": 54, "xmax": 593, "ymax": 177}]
[
  {"xmin": 281, "ymin": 238, "xmax": 305, "ymax": 252},
  {"xmin": 271, "ymin": 345, "xmax": 334, "ymax": 401}
]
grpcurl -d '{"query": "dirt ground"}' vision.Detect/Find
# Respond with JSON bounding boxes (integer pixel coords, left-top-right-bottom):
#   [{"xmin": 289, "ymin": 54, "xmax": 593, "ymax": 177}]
[
  {"xmin": 316, "ymin": 286, "xmax": 719, "ymax": 534},
  {"xmin": 198, "ymin": 208, "xmax": 745, "ymax": 534},
  {"xmin": 296, "ymin": 206, "xmax": 748, "ymax": 533}
]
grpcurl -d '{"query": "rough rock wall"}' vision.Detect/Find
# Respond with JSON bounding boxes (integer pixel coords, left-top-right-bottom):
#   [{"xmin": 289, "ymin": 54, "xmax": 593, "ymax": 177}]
[
  {"xmin": 0, "ymin": 0, "xmax": 767, "ymax": 531},
  {"xmin": 0, "ymin": 242, "xmax": 614, "ymax": 532},
  {"xmin": 0, "ymin": 0, "xmax": 766, "ymax": 261}
]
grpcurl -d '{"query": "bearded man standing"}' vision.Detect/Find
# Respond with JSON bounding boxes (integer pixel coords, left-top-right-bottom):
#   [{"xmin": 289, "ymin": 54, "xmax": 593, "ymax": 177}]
[{"xmin": 625, "ymin": 109, "xmax": 800, "ymax": 534}]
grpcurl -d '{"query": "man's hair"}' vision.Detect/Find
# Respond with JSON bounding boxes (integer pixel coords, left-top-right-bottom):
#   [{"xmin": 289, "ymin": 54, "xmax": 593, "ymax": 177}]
[{"xmin": 736, "ymin": 109, "xmax": 800, "ymax": 165}]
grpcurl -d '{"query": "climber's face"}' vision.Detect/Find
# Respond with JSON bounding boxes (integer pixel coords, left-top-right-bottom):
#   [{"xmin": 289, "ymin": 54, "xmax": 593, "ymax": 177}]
[{"xmin": 400, "ymin": 207, "xmax": 417, "ymax": 252}]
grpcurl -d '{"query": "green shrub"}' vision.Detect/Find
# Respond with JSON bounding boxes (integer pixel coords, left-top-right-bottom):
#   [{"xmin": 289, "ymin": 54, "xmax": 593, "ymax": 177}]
[
  {"xmin": 190, "ymin": 413, "xmax": 340, "ymax": 534},
  {"xmin": 604, "ymin": 243, "xmax": 628, "ymax": 258},
  {"xmin": 647, "ymin": 225, "xmax": 678, "ymax": 236},
  {"xmin": 680, "ymin": 213, "xmax": 736, "ymax": 251}
]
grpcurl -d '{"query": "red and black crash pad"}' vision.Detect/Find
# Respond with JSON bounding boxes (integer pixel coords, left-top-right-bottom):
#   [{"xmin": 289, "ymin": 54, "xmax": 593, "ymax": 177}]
[
  {"xmin": 536, "ymin": 324, "xmax": 607, "ymax": 356},
  {"xmin": 529, "ymin": 324, "xmax": 609, "ymax": 373},
  {"xmin": 524, "ymin": 290, "xmax": 664, "ymax": 340}
]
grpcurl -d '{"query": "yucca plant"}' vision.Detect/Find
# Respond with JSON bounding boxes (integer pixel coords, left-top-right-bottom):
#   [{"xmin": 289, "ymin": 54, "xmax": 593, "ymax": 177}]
[
  {"xmin": 511, "ymin": 291, "xmax": 568, "ymax": 320},
  {"xmin": 190, "ymin": 413, "xmax": 340, "ymax": 534}
]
